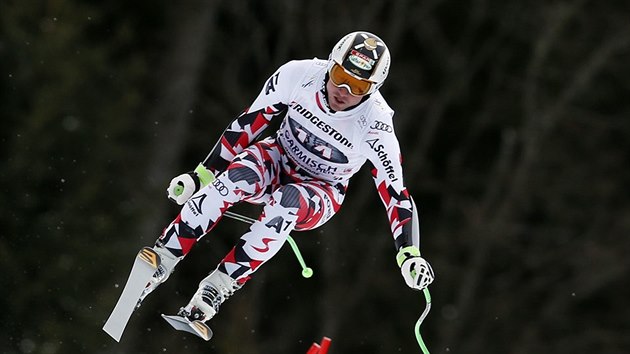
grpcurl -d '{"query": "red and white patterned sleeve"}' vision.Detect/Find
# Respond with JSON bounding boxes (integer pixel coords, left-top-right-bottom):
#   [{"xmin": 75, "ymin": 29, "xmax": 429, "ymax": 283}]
[
  {"xmin": 202, "ymin": 61, "xmax": 304, "ymax": 174},
  {"xmin": 362, "ymin": 118, "xmax": 415, "ymax": 250}
]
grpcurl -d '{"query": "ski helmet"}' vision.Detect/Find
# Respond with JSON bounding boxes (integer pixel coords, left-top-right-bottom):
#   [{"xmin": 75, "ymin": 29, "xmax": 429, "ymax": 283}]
[{"xmin": 328, "ymin": 31, "xmax": 391, "ymax": 96}]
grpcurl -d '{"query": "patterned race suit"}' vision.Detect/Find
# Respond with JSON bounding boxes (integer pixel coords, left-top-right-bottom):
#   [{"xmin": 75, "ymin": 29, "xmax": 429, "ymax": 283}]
[{"xmin": 157, "ymin": 59, "xmax": 415, "ymax": 284}]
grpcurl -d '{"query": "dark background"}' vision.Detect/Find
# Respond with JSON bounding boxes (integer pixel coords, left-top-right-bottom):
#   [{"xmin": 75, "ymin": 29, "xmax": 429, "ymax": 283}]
[{"xmin": 1, "ymin": 1, "xmax": 629, "ymax": 353}]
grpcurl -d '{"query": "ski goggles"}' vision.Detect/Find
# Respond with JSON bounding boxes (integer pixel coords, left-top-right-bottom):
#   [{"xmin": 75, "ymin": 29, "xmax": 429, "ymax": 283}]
[{"xmin": 329, "ymin": 63, "xmax": 373, "ymax": 96}]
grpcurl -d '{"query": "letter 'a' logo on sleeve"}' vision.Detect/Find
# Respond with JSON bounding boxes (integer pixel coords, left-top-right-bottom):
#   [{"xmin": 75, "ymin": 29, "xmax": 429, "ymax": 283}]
[{"xmin": 265, "ymin": 72, "xmax": 280, "ymax": 95}]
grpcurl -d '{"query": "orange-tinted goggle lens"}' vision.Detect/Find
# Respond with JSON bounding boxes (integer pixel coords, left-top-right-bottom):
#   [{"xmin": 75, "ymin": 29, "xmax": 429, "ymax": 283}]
[{"xmin": 329, "ymin": 64, "xmax": 373, "ymax": 96}]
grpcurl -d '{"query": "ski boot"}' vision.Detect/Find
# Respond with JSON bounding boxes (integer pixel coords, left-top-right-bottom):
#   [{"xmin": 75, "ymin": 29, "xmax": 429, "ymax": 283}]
[
  {"xmin": 178, "ymin": 269, "xmax": 241, "ymax": 323},
  {"xmin": 136, "ymin": 244, "xmax": 181, "ymax": 308}
]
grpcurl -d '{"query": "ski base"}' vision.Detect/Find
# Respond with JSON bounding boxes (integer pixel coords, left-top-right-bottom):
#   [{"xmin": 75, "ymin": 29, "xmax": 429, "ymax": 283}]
[
  {"xmin": 103, "ymin": 247, "xmax": 161, "ymax": 342},
  {"xmin": 162, "ymin": 314, "xmax": 213, "ymax": 341}
]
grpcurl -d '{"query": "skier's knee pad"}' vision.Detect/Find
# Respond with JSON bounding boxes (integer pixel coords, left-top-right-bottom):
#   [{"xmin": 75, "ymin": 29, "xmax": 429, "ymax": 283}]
[
  {"xmin": 226, "ymin": 153, "xmax": 262, "ymax": 184},
  {"xmin": 271, "ymin": 183, "xmax": 340, "ymax": 231},
  {"xmin": 273, "ymin": 184, "xmax": 303, "ymax": 209}
]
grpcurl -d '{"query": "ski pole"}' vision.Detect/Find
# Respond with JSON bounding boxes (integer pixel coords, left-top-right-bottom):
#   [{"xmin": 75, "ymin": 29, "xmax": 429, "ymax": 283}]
[
  {"xmin": 409, "ymin": 196, "xmax": 432, "ymax": 354},
  {"xmin": 223, "ymin": 211, "xmax": 314, "ymax": 278},
  {"xmin": 415, "ymin": 287, "xmax": 432, "ymax": 354}
]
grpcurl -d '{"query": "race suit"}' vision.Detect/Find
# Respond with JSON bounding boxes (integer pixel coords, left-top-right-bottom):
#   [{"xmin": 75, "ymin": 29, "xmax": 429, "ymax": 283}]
[{"xmin": 157, "ymin": 59, "xmax": 416, "ymax": 283}]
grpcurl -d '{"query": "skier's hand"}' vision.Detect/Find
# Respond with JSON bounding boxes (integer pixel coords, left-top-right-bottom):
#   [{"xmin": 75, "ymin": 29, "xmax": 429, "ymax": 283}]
[
  {"xmin": 396, "ymin": 245, "xmax": 434, "ymax": 291},
  {"xmin": 166, "ymin": 164, "xmax": 215, "ymax": 205}
]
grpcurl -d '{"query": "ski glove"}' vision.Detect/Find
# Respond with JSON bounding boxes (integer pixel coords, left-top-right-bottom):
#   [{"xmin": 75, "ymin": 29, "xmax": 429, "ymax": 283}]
[
  {"xmin": 166, "ymin": 164, "xmax": 215, "ymax": 205},
  {"xmin": 396, "ymin": 245, "xmax": 435, "ymax": 291}
]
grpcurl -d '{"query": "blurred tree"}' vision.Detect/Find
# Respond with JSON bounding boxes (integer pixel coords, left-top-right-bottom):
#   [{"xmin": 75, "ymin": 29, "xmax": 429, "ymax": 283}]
[{"xmin": 0, "ymin": 0, "xmax": 167, "ymax": 352}]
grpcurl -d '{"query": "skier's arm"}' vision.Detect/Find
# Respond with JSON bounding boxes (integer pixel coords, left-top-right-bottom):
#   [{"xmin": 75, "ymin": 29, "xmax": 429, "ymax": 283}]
[
  {"xmin": 200, "ymin": 102, "xmax": 288, "ymax": 175},
  {"xmin": 362, "ymin": 126, "xmax": 414, "ymax": 250},
  {"xmin": 167, "ymin": 61, "xmax": 302, "ymax": 204},
  {"xmin": 200, "ymin": 61, "xmax": 305, "ymax": 174},
  {"xmin": 362, "ymin": 120, "xmax": 434, "ymax": 290}
]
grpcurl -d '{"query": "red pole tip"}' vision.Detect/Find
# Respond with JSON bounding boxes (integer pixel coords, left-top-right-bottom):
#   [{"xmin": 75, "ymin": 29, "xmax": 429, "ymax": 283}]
[
  {"xmin": 319, "ymin": 337, "xmax": 332, "ymax": 354},
  {"xmin": 306, "ymin": 343, "xmax": 321, "ymax": 354}
]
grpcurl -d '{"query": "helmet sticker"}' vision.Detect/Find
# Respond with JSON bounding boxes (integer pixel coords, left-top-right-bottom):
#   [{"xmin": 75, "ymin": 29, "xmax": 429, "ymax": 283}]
[{"xmin": 348, "ymin": 50, "xmax": 375, "ymax": 70}]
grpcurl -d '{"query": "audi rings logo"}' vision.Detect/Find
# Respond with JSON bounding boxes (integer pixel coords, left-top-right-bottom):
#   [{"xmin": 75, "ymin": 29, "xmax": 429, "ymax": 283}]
[
  {"xmin": 370, "ymin": 120, "xmax": 393, "ymax": 133},
  {"xmin": 212, "ymin": 179, "xmax": 229, "ymax": 196}
]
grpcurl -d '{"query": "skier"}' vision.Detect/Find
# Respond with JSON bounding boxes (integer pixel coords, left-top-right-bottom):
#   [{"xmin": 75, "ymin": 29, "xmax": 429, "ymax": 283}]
[{"xmin": 141, "ymin": 31, "xmax": 435, "ymax": 326}]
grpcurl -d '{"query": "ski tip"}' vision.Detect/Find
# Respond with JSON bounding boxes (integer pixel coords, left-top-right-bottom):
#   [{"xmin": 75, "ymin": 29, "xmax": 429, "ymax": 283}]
[
  {"xmin": 190, "ymin": 320, "xmax": 213, "ymax": 341},
  {"xmin": 102, "ymin": 324, "xmax": 122, "ymax": 342},
  {"xmin": 161, "ymin": 314, "xmax": 213, "ymax": 341}
]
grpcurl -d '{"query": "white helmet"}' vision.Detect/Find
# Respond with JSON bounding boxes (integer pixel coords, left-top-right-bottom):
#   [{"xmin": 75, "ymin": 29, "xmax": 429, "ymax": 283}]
[{"xmin": 328, "ymin": 31, "xmax": 391, "ymax": 95}]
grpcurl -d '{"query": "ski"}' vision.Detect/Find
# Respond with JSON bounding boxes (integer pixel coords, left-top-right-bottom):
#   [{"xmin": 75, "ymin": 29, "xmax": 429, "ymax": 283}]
[
  {"xmin": 103, "ymin": 247, "xmax": 161, "ymax": 342},
  {"xmin": 162, "ymin": 314, "xmax": 213, "ymax": 341}
]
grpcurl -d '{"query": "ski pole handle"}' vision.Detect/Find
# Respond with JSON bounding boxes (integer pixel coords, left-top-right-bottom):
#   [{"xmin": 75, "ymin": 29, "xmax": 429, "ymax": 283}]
[{"xmin": 172, "ymin": 164, "xmax": 215, "ymax": 198}]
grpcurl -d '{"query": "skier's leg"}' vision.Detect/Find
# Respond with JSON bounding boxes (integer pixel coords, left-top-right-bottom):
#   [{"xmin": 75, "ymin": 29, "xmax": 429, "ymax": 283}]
[
  {"xmin": 139, "ymin": 140, "xmax": 283, "ymax": 302},
  {"xmin": 180, "ymin": 180, "xmax": 346, "ymax": 322},
  {"xmin": 221, "ymin": 180, "xmax": 346, "ymax": 281},
  {"xmin": 158, "ymin": 140, "xmax": 283, "ymax": 256}
]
